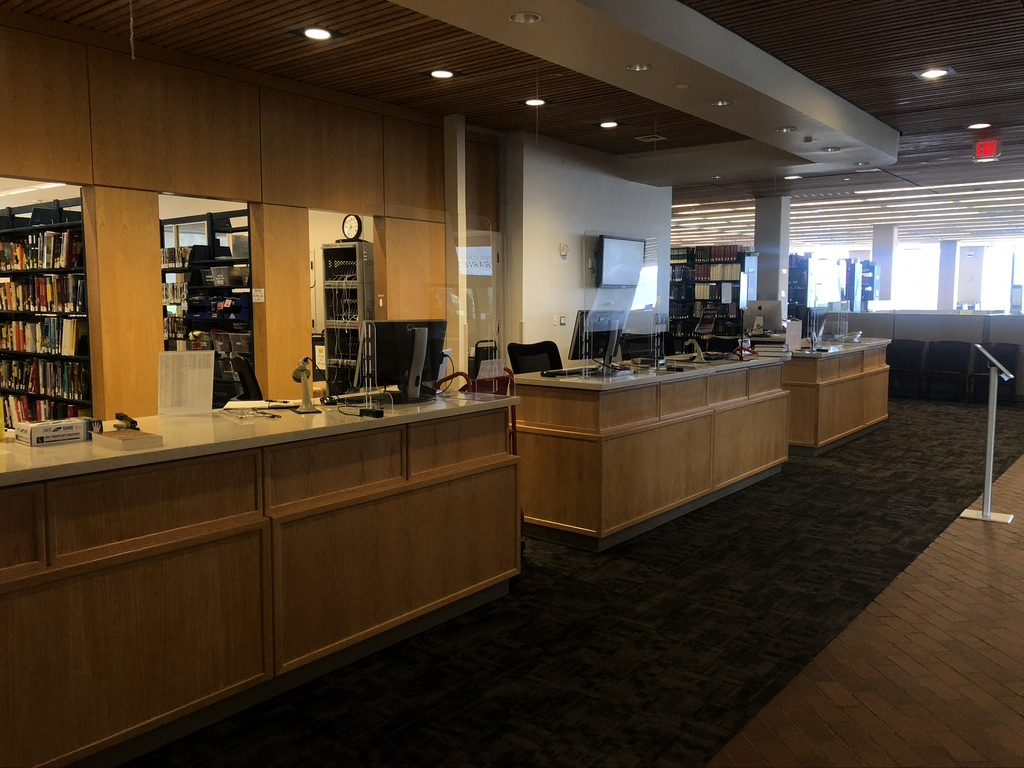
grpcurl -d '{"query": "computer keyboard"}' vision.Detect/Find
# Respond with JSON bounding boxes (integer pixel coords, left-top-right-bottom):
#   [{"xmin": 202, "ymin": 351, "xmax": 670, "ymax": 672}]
[{"xmin": 540, "ymin": 366, "xmax": 600, "ymax": 377}]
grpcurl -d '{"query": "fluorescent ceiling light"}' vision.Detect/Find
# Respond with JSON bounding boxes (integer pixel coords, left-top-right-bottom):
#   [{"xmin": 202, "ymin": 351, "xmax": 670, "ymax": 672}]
[
  {"xmin": 855, "ymin": 179, "xmax": 1024, "ymax": 193},
  {"xmin": 784, "ymin": 175, "xmax": 803, "ymax": 180},
  {"xmin": 968, "ymin": 122, "xmax": 992, "ymax": 130}
]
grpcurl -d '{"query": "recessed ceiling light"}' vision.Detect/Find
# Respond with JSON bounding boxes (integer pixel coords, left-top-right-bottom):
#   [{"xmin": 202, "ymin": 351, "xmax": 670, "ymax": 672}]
[
  {"xmin": 914, "ymin": 66, "xmax": 956, "ymax": 81},
  {"xmin": 784, "ymin": 175, "xmax": 803, "ymax": 180},
  {"xmin": 974, "ymin": 157, "xmax": 999, "ymax": 163},
  {"xmin": 822, "ymin": 146, "xmax": 842, "ymax": 152},
  {"xmin": 599, "ymin": 121, "xmax": 618, "ymax": 129},
  {"xmin": 626, "ymin": 63, "xmax": 651, "ymax": 72},
  {"xmin": 710, "ymin": 99, "xmax": 730, "ymax": 107},
  {"xmin": 509, "ymin": 11, "xmax": 542, "ymax": 23},
  {"xmin": 855, "ymin": 161, "xmax": 870, "ymax": 166},
  {"xmin": 711, "ymin": 175, "xmax": 722, "ymax": 180},
  {"xmin": 303, "ymin": 27, "xmax": 333, "ymax": 40},
  {"xmin": 525, "ymin": 98, "xmax": 545, "ymax": 107},
  {"xmin": 775, "ymin": 126, "xmax": 797, "ymax": 133},
  {"xmin": 968, "ymin": 122, "xmax": 992, "ymax": 130},
  {"xmin": 675, "ymin": 83, "xmax": 689, "ymax": 90},
  {"xmin": 430, "ymin": 70, "xmax": 455, "ymax": 79}
]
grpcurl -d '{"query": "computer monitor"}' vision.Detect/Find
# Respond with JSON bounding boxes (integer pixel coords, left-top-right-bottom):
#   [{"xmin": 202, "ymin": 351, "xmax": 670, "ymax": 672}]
[
  {"xmin": 568, "ymin": 309, "xmax": 625, "ymax": 367},
  {"xmin": 743, "ymin": 300, "xmax": 784, "ymax": 335},
  {"xmin": 364, "ymin": 320, "xmax": 448, "ymax": 402}
]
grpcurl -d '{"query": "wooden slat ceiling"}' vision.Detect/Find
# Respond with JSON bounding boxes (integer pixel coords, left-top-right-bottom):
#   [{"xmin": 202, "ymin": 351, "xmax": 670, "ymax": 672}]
[{"xmin": 2, "ymin": 0, "xmax": 1023, "ymax": 245}]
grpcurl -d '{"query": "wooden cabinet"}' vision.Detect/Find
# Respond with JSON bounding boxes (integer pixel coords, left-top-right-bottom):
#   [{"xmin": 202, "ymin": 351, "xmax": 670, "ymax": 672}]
[
  {"xmin": 516, "ymin": 364, "xmax": 789, "ymax": 548},
  {"xmin": 782, "ymin": 342, "xmax": 890, "ymax": 454},
  {"xmin": 0, "ymin": 403, "xmax": 519, "ymax": 765}
]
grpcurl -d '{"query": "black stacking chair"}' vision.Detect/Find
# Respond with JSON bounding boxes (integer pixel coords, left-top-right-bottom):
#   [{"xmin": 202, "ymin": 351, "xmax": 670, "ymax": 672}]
[
  {"xmin": 969, "ymin": 342, "xmax": 1019, "ymax": 405},
  {"xmin": 886, "ymin": 339, "xmax": 925, "ymax": 398},
  {"xmin": 920, "ymin": 340, "xmax": 972, "ymax": 400},
  {"xmin": 507, "ymin": 341, "xmax": 562, "ymax": 374}
]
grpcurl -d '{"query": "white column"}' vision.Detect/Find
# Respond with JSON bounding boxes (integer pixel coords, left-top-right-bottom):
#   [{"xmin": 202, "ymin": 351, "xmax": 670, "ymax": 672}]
[
  {"xmin": 937, "ymin": 240, "xmax": 958, "ymax": 310},
  {"xmin": 753, "ymin": 196, "xmax": 790, "ymax": 302},
  {"xmin": 872, "ymin": 224, "xmax": 897, "ymax": 300}
]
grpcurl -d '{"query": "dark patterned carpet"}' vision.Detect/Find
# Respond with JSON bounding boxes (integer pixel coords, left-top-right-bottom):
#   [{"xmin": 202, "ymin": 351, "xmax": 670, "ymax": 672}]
[{"xmin": 124, "ymin": 399, "xmax": 1024, "ymax": 768}]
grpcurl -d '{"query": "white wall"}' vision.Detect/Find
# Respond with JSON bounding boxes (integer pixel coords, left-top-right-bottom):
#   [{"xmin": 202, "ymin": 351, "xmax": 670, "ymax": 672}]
[{"xmin": 505, "ymin": 133, "xmax": 672, "ymax": 357}]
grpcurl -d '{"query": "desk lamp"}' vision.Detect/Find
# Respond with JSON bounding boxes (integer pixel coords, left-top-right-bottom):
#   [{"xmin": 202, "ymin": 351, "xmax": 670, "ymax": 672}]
[{"xmin": 292, "ymin": 357, "xmax": 320, "ymax": 413}]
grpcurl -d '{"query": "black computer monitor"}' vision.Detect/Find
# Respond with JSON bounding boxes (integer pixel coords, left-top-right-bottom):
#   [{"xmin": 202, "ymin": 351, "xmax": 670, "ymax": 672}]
[
  {"xmin": 568, "ymin": 309, "xmax": 625, "ymax": 367},
  {"xmin": 364, "ymin": 320, "xmax": 448, "ymax": 402}
]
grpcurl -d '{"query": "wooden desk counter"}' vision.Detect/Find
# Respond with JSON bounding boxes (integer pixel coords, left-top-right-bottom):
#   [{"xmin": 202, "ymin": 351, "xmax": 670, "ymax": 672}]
[
  {"xmin": 514, "ymin": 360, "xmax": 789, "ymax": 549},
  {"xmin": 0, "ymin": 394, "xmax": 519, "ymax": 767},
  {"xmin": 782, "ymin": 338, "xmax": 890, "ymax": 454}
]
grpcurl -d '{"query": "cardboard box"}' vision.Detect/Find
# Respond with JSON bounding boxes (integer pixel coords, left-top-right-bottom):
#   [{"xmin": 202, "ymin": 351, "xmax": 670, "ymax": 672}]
[{"xmin": 15, "ymin": 417, "xmax": 99, "ymax": 447}]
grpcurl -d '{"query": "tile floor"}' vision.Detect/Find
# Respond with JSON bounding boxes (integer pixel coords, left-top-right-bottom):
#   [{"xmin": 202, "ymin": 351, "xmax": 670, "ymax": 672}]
[{"xmin": 709, "ymin": 456, "xmax": 1024, "ymax": 767}]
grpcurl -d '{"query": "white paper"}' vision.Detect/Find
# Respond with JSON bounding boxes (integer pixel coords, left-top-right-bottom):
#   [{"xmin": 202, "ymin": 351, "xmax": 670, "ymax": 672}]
[
  {"xmin": 785, "ymin": 319, "xmax": 803, "ymax": 351},
  {"xmin": 159, "ymin": 351, "xmax": 215, "ymax": 415},
  {"xmin": 722, "ymin": 282, "xmax": 733, "ymax": 304},
  {"xmin": 477, "ymin": 357, "xmax": 506, "ymax": 379}
]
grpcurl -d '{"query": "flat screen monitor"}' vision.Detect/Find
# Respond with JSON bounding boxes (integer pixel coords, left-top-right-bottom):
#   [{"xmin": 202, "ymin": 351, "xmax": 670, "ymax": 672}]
[
  {"xmin": 743, "ymin": 300, "xmax": 784, "ymax": 335},
  {"xmin": 594, "ymin": 235, "xmax": 644, "ymax": 288},
  {"xmin": 568, "ymin": 309, "xmax": 626, "ymax": 367},
  {"xmin": 364, "ymin": 320, "xmax": 448, "ymax": 402}
]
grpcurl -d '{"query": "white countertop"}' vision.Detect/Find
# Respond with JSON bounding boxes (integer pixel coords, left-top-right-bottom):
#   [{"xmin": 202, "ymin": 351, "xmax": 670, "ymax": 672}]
[
  {"xmin": 786, "ymin": 337, "xmax": 891, "ymax": 359},
  {"xmin": 514, "ymin": 356, "xmax": 783, "ymax": 391},
  {"xmin": 0, "ymin": 392, "xmax": 517, "ymax": 487}
]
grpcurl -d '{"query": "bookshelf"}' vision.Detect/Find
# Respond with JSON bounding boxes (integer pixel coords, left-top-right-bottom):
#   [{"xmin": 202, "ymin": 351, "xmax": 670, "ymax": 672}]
[
  {"xmin": 668, "ymin": 245, "xmax": 749, "ymax": 340},
  {"xmin": 0, "ymin": 198, "xmax": 91, "ymax": 428},
  {"xmin": 322, "ymin": 240, "xmax": 374, "ymax": 395},
  {"xmin": 788, "ymin": 253, "xmax": 809, "ymax": 323},
  {"xmin": 160, "ymin": 209, "xmax": 252, "ymax": 407}
]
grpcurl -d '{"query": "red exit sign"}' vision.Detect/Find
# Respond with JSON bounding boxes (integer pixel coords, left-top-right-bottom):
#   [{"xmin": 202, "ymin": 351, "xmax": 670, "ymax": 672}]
[{"xmin": 976, "ymin": 138, "xmax": 1000, "ymax": 159}]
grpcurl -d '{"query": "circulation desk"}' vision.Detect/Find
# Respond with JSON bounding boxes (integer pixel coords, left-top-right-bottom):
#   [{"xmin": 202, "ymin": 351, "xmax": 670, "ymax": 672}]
[
  {"xmin": 782, "ymin": 338, "xmax": 891, "ymax": 454},
  {"xmin": 514, "ymin": 359, "xmax": 789, "ymax": 549},
  {"xmin": 0, "ymin": 393, "xmax": 518, "ymax": 767}
]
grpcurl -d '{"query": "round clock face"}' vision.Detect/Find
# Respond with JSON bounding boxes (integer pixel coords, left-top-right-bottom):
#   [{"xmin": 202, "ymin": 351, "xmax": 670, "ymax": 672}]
[{"xmin": 342, "ymin": 214, "xmax": 362, "ymax": 240}]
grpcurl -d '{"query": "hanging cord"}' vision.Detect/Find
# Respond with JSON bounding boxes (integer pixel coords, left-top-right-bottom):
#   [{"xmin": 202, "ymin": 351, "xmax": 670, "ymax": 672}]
[{"xmin": 128, "ymin": 0, "xmax": 136, "ymax": 60}]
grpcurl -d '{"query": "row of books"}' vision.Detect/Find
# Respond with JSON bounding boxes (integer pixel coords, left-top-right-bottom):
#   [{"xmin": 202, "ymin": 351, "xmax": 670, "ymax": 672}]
[
  {"xmin": 0, "ymin": 230, "xmax": 84, "ymax": 271},
  {"xmin": 162, "ymin": 282, "xmax": 188, "ymax": 305},
  {"xmin": 674, "ymin": 245, "xmax": 748, "ymax": 264},
  {"xmin": 693, "ymin": 262, "xmax": 742, "ymax": 282},
  {"xmin": 2, "ymin": 394, "xmax": 85, "ymax": 428},
  {"xmin": 0, "ymin": 358, "xmax": 90, "ymax": 402},
  {"xmin": 0, "ymin": 318, "xmax": 88, "ymax": 357},
  {"xmin": 0, "ymin": 273, "xmax": 88, "ymax": 313},
  {"xmin": 160, "ymin": 245, "xmax": 192, "ymax": 269}
]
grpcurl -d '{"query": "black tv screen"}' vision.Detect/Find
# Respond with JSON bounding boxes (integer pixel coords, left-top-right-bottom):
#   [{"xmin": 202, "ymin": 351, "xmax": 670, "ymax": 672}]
[
  {"xmin": 595, "ymin": 235, "xmax": 645, "ymax": 288},
  {"xmin": 365, "ymin": 320, "xmax": 447, "ymax": 402}
]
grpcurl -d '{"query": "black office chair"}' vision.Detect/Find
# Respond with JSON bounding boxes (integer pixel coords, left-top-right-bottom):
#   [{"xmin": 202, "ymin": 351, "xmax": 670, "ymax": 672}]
[
  {"xmin": 886, "ymin": 339, "xmax": 925, "ymax": 398},
  {"xmin": 230, "ymin": 353, "xmax": 263, "ymax": 400},
  {"xmin": 969, "ymin": 342, "xmax": 1019, "ymax": 405},
  {"xmin": 920, "ymin": 340, "xmax": 972, "ymax": 400},
  {"xmin": 507, "ymin": 341, "xmax": 562, "ymax": 374}
]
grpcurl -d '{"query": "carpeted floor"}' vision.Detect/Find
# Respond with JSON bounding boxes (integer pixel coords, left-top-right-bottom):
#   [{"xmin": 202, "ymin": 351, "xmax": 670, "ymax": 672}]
[{"xmin": 124, "ymin": 399, "xmax": 1024, "ymax": 768}]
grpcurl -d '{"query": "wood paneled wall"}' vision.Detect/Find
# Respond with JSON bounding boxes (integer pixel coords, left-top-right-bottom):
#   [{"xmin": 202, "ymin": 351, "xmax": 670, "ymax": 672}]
[
  {"xmin": 82, "ymin": 186, "xmax": 163, "ymax": 420},
  {"xmin": 249, "ymin": 203, "xmax": 313, "ymax": 399},
  {"xmin": 0, "ymin": 22, "xmax": 449, "ymax": 417},
  {"xmin": 0, "ymin": 27, "xmax": 92, "ymax": 184},
  {"xmin": 87, "ymin": 47, "xmax": 262, "ymax": 201},
  {"xmin": 383, "ymin": 117, "xmax": 444, "ymax": 222},
  {"xmin": 378, "ymin": 218, "xmax": 447, "ymax": 320},
  {"xmin": 260, "ymin": 88, "xmax": 385, "ymax": 214}
]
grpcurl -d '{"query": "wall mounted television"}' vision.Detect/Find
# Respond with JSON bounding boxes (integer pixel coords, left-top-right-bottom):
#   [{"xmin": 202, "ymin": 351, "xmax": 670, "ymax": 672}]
[{"xmin": 594, "ymin": 235, "xmax": 645, "ymax": 288}]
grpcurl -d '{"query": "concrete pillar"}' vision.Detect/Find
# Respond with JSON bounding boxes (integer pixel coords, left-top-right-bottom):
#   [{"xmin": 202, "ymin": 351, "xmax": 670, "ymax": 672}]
[
  {"xmin": 872, "ymin": 224, "xmax": 897, "ymax": 300},
  {"xmin": 753, "ymin": 196, "xmax": 790, "ymax": 302},
  {"xmin": 937, "ymin": 240, "xmax": 957, "ymax": 310}
]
